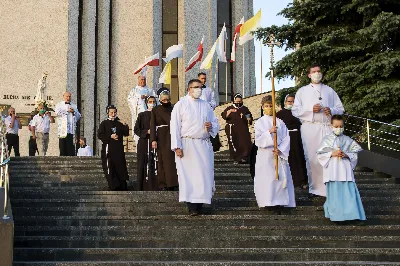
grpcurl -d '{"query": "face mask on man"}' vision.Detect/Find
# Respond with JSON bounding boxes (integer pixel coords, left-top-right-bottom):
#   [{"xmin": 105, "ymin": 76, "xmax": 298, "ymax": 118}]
[
  {"xmin": 192, "ymin": 88, "xmax": 202, "ymax": 99},
  {"xmin": 234, "ymin": 103, "xmax": 243, "ymax": 108},
  {"xmin": 263, "ymin": 107, "xmax": 273, "ymax": 116},
  {"xmin": 310, "ymin": 72, "xmax": 323, "ymax": 84},
  {"xmin": 285, "ymin": 105, "xmax": 293, "ymax": 110},
  {"xmin": 108, "ymin": 115, "xmax": 117, "ymax": 120},
  {"xmin": 39, "ymin": 110, "xmax": 46, "ymax": 115},
  {"xmin": 147, "ymin": 103, "xmax": 156, "ymax": 109},
  {"xmin": 333, "ymin": 127, "xmax": 344, "ymax": 136},
  {"xmin": 161, "ymin": 102, "xmax": 171, "ymax": 107}
]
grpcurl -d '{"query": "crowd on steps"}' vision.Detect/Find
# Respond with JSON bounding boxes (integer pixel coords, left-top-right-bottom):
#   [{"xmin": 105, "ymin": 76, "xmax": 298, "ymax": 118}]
[{"xmin": 5, "ymin": 64, "xmax": 366, "ymax": 223}]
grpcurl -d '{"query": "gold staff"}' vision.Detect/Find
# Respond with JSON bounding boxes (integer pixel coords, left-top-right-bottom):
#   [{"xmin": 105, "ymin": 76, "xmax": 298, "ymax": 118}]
[{"xmin": 266, "ymin": 34, "xmax": 281, "ymax": 180}]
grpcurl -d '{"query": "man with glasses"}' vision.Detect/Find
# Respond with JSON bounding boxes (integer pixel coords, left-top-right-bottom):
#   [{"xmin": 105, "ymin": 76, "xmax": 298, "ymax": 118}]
[{"xmin": 170, "ymin": 79, "xmax": 220, "ymax": 216}]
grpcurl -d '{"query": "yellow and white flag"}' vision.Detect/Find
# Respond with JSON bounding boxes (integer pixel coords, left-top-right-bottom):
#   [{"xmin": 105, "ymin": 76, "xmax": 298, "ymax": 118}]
[
  {"xmin": 200, "ymin": 39, "xmax": 218, "ymax": 70},
  {"xmin": 159, "ymin": 61, "xmax": 172, "ymax": 84},
  {"xmin": 239, "ymin": 9, "xmax": 262, "ymax": 45}
]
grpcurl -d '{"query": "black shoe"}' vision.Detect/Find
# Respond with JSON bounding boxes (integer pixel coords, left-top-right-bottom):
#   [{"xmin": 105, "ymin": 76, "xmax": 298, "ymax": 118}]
[
  {"xmin": 189, "ymin": 210, "xmax": 199, "ymax": 216},
  {"xmin": 308, "ymin": 193, "xmax": 321, "ymax": 199},
  {"xmin": 159, "ymin": 187, "xmax": 167, "ymax": 191}
]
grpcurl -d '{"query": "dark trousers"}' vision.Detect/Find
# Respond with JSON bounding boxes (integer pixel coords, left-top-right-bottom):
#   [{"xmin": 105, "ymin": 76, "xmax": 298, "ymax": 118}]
[
  {"xmin": 59, "ymin": 134, "xmax": 75, "ymax": 156},
  {"xmin": 6, "ymin": 134, "xmax": 20, "ymax": 156},
  {"xmin": 186, "ymin": 203, "xmax": 203, "ymax": 212},
  {"xmin": 28, "ymin": 136, "xmax": 38, "ymax": 156}
]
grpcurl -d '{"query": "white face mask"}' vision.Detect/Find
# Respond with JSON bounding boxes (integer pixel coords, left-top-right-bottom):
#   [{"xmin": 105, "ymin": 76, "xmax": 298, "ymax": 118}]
[
  {"xmin": 147, "ymin": 103, "xmax": 156, "ymax": 109},
  {"xmin": 192, "ymin": 88, "xmax": 202, "ymax": 99},
  {"xmin": 108, "ymin": 115, "xmax": 117, "ymax": 120},
  {"xmin": 333, "ymin": 127, "xmax": 344, "ymax": 136},
  {"xmin": 285, "ymin": 105, "xmax": 293, "ymax": 110},
  {"xmin": 310, "ymin": 72, "xmax": 323, "ymax": 83}
]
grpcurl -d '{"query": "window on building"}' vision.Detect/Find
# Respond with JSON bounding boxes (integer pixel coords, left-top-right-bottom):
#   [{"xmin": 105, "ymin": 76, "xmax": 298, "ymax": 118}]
[
  {"xmin": 217, "ymin": 0, "xmax": 233, "ymax": 104},
  {"xmin": 162, "ymin": 0, "xmax": 179, "ymax": 103}
]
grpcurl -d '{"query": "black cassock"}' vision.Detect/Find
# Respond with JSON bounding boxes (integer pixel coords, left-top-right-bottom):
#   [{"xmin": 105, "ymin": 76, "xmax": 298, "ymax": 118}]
[
  {"xmin": 276, "ymin": 108, "xmax": 308, "ymax": 187},
  {"xmin": 98, "ymin": 118, "xmax": 130, "ymax": 190},
  {"xmin": 150, "ymin": 105, "xmax": 179, "ymax": 189},
  {"xmin": 134, "ymin": 111, "xmax": 158, "ymax": 191},
  {"xmin": 221, "ymin": 105, "xmax": 253, "ymax": 162}
]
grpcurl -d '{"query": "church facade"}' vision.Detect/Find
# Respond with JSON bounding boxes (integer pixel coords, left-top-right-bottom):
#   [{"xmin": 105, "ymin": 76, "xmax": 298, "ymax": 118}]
[{"xmin": 0, "ymin": 0, "xmax": 255, "ymax": 155}]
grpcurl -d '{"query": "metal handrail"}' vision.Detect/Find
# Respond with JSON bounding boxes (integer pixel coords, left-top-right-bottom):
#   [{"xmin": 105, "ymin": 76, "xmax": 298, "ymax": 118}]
[{"xmin": 0, "ymin": 117, "xmax": 11, "ymax": 220}]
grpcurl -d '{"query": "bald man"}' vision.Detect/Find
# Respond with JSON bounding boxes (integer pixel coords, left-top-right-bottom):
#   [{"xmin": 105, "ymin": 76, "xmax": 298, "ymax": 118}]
[
  {"xmin": 127, "ymin": 75, "xmax": 156, "ymax": 147},
  {"xmin": 55, "ymin": 92, "xmax": 81, "ymax": 156},
  {"xmin": 4, "ymin": 107, "xmax": 22, "ymax": 156}
]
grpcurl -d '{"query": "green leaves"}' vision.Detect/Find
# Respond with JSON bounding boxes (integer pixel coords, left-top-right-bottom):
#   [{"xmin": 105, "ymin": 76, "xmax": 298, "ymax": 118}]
[{"xmin": 255, "ymin": 0, "xmax": 400, "ymax": 124}]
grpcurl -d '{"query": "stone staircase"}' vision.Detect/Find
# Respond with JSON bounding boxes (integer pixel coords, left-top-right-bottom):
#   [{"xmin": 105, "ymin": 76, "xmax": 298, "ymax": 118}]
[{"xmin": 8, "ymin": 153, "xmax": 400, "ymax": 265}]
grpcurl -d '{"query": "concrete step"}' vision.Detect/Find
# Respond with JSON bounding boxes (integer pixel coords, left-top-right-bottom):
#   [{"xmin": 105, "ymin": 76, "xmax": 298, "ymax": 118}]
[
  {"xmin": 13, "ymin": 235, "xmax": 400, "ymax": 249},
  {"xmin": 12, "ymin": 214, "xmax": 400, "ymax": 227},
  {"xmin": 14, "ymin": 225, "xmax": 400, "ymax": 237},
  {"xmin": 13, "ymin": 247, "xmax": 400, "ymax": 262}
]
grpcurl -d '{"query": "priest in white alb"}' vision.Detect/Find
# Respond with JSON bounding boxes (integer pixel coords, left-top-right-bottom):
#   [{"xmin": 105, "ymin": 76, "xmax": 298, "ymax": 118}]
[
  {"xmin": 292, "ymin": 64, "xmax": 344, "ymax": 197},
  {"xmin": 127, "ymin": 75, "xmax": 156, "ymax": 147},
  {"xmin": 254, "ymin": 96, "xmax": 296, "ymax": 215},
  {"xmin": 170, "ymin": 79, "xmax": 220, "ymax": 216}
]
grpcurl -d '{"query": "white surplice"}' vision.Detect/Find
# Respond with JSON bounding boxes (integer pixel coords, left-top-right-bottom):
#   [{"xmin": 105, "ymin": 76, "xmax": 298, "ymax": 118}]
[
  {"xmin": 77, "ymin": 145, "xmax": 93, "ymax": 157},
  {"xmin": 127, "ymin": 86, "xmax": 156, "ymax": 138},
  {"xmin": 55, "ymin": 101, "xmax": 81, "ymax": 138},
  {"xmin": 170, "ymin": 95, "xmax": 220, "ymax": 204},
  {"xmin": 254, "ymin": 115, "xmax": 296, "ymax": 208},
  {"xmin": 292, "ymin": 83, "xmax": 344, "ymax": 196},
  {"xmin": 317, "ymin": 133, "xmax": 362, "ymax": 183},
  {"xmin": 200, "ymin": 86, "xmax": 217, "ymax": 110}
]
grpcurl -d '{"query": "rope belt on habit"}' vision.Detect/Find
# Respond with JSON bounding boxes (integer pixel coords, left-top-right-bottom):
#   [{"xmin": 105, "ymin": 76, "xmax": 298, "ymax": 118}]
[
  {"xmin": 302, "ymin": 120, "xmax": 330, "ymax": 126},
  {"xmin": 156, "ymin": 125, "xmax": 168, "ymax": 129},
  {"xmin": 182, "ymin": 136, "xmax": 207, "ymax": 140}
]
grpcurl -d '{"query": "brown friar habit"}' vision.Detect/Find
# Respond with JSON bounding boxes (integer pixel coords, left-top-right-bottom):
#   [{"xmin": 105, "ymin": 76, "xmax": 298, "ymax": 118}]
[
  {"xmin": 98, "ymin": 118, "xmax": 130, "ymax": 190},
  {"xmin": 150, "ymin": 104, "xmax": 179, "ymax": 189},
  {"xmin": 221, "ymin": 105, "xmax": 253, "ymax": 162},
  {"xmin": 276, "ymin": 108, "xmax": 308, "ymax": 187},
  {"xmin": 134, "ymin": 110, "xmax": 158, "ymax": 191}
]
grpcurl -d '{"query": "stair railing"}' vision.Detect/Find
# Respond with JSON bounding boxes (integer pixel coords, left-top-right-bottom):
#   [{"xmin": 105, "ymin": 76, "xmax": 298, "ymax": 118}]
[
  {"xmin": 217, "ymin": 113, "xmax": 400, "ymax": 154},
  {"xmin": 0, "ymin": 116, "xmax": 11, "ymax": 220}
]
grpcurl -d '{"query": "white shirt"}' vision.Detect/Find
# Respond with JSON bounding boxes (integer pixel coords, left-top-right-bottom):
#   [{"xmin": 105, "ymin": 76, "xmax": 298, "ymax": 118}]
[
  {"xmin": 32, "ymin": 114, "xmax": 51, "ymax": 133},
  {"xmin": 4, "ymin": 116, "xmax": 20, "ymax": 135},
  {"xmin": 55, "ymin": 101, "xmax": 81, "ymax": 135},
  {"xmin": 200, "ymin": 86, "xmax": 217, "ymax": 110},
  {"xmin": 77, "ymin": 145, "xmax": 93, "ymax": 156}
]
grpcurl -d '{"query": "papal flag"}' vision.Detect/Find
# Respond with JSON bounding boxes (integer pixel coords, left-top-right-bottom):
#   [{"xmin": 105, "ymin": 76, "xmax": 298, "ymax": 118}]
[
  {"xmin": 159, "ymin": 61, "xmax": 172, "ymax": 84},
  {"xmin": 200, "ymin": 39, "xmax": 218, "ymax": 70},
  {"xmin": 231, "ymin": 17, "xmax": 244, "ymax": 62},
  {"xmin": 239, "ymin": 9, "xmax": 261, "ymax": 46},
  {"xmin": 216, "ymin": 24, "xmax": 228, "ymax": 63},
  {"xmin": 185, "ymin": 36, "xmax": 204, "ymax": 72}
]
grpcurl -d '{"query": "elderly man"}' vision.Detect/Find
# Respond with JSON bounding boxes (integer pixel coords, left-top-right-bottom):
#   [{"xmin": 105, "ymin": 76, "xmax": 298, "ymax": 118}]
[
  {"xmin": 55, "ymin": 92, "xmax": 81, "ymax": 156},
  {"xmin": 4, "ymin": 107, "xmax": 22, "ymax": 156},
  {"xmin": 127, "ymin": 75, "xmax": 156, "ymax": 146},
  {"xmin": 170, "ymin": 79, "xmax": 220, "ymax": 216},
  {"xmin": 31, "ymin": 104, "xmax": 55, "ymax": 156},
  {"xmin": 292, "ymin": 64, "xmax": 344, "ymax": 197}
]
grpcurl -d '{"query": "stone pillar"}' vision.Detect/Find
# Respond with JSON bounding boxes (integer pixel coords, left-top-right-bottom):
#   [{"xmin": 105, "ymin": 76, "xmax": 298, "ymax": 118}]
[
  {"xmin": 111, "ymin": 0, "xmax": 162, "ymax": 130},
  {"xmin": 81, "ymin": 0, "xmax": 97, "ymax": 150},
  {"xmin": 231, "ymin": 0, "xmax": 256, "ymax": 98},
  {"xmin": 96, "ymin": 0, "xmax": 111, "ymax": 155},
  {"xmin": 67, "ymin": 0, "xmax": 80, "ymax": 103},
  {"xmin": 179, "ymin": 0, "xmax": 218, "ymax": 98}
]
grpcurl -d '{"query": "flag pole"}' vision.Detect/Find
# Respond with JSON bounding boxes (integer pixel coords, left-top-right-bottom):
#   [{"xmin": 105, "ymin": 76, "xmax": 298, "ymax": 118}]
[
  {"xmin": 225, "ymin": 39, "xmax": 228, "ymax": 102},
  {"xmin": 267, "ymin": 34, "xmax": 281, "ymax": 181},
  {"xmin": 213, "ymin": 57, "xmax": 219, "ymax": 95},
  {"xmin": 260, "ymin": 41, "xmax": 263, "ymax": 93},
  {"xmin": 242, "ymin": 45, "xmax": 245, "ymax": 97}
]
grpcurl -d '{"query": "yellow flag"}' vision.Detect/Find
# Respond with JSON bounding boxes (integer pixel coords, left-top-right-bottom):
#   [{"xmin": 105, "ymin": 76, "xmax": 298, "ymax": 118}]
[
  {"xmin": 200, "ymin": 39, "xmax": 218, "ymax": 70},
  {"xmin": 239, "ymin": 9, "xmax": 261, "ymax": 45},
  {"xmin": 159, "ymin": 61, "xmax": 172, "ymax": 84}
]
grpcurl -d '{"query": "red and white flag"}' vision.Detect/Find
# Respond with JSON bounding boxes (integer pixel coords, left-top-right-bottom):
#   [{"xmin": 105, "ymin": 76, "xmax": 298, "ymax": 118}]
[
  {"xmin": 230, "ymin": 17, "xmax": 244, "ymax": 62},
  {"xmin": 185, "ymin": 36, "xmax": 204, "ymax": 72},
  {"xmin": 133, "ymin": 53, "xmax": 160, "ymax": 75}
]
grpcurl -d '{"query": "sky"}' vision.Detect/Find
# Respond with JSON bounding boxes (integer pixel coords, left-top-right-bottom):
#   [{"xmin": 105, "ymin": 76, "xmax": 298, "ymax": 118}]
[{"xmin": 253, "ymin": 0, "xmax": 294, "ymax": 94}]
